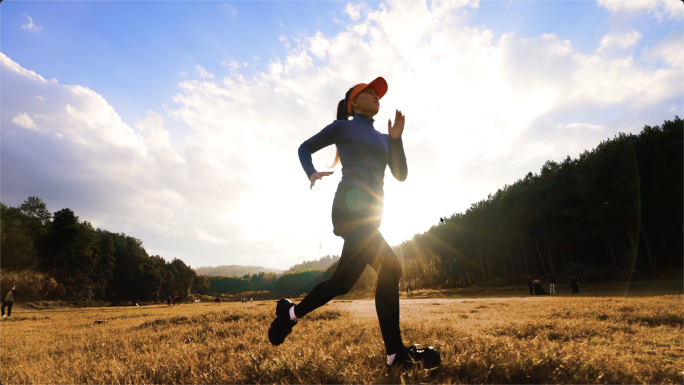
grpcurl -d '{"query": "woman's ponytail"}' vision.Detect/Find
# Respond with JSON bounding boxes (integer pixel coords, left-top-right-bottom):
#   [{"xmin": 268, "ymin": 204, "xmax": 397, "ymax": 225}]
[
  {"xmin": 328, "ymin": 99, "xmax": 348, "ymax": 168},
  {"xmin": 336, "ymin": 99, "xmax": 348, "ymax": 121},
  {"xmin": 329, "ymin": 86, "xmax": 357, "ymax": 169}
]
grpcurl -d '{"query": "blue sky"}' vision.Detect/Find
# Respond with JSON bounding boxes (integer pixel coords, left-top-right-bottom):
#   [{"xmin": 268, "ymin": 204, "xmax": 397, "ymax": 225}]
[{"xmin": 2, "ymin": 0, "xmax": 682, "ymax": 269}]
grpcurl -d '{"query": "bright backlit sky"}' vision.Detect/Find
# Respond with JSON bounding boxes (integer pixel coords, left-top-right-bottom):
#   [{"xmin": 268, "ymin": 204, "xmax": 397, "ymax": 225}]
[{"xmin": 2, "ymin": 0, "xmax": 682, "ymax": 270}]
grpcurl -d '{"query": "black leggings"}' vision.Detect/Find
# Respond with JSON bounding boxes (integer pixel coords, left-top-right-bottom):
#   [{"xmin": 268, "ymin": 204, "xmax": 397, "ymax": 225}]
[
  {"xmin": 2, "ymin": 301, "xmax": 13, "ymax": 316},
  {"xmin": 294, "ymin": 183, "xmax": 404, "ymax": 355}
]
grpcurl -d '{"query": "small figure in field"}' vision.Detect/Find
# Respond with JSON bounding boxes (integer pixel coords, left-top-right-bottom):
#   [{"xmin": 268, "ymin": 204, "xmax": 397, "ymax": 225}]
[
  {"xmin": 528, "ymin": 276, "xmax": 534, "ymax": 295},
  {"xmin": 549, "ymin": 276, "xmax": 556, "ymax": 295},
  {"xmin": 2, "ymin": 285, "xmax": 21, "ymax": 317},
  {"xmin": 173, "ymin": 295, "xmax": 182, "ymax": 305},
  {"xmin": 132, "ymin": 299, "xmax": 140, "ymax": 307},
  {"xmin": 533, "ymin": 279, "xmax": 548, "ymax": 295},
  {"xmin": 406, "ymin": 282, "xmax": 412, "ymax": 297},
  {"xmin": 215, "ymin": 297, "xmax": 221, "ymax": 304},
  {"xmin": 570, "ymin": 276, "xmax": 580, "ymax": 294},
  {"xmin": 250, "ymin": 298, "xmax": 253, "ymax": 303},
  {"xmin": 194, "ymin": 299, "xmax": 200, "ymax": 303},
  {"xmin": 167, "ymin": 296, "xmax": 172, "ymax": 306}
]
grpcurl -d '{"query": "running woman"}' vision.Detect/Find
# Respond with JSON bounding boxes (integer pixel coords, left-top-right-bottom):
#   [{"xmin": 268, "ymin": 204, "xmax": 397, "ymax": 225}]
[{"xmin": 268, "ymin": 77, "xmax": 440, "ymax": 369}]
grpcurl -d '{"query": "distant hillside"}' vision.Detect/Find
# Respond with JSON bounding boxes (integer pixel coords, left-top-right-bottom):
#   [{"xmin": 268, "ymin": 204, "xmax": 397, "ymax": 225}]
[
  {"xmin": 194, "ymin": 265, "xmax": 283, "ymax": 277},
  {"xmin": 194, "ymin": 255, "xmax": 341, "ymax": 278},
  {"xmin": 285, "ymin": 255, "xmax": 340, "ymax": 273}
]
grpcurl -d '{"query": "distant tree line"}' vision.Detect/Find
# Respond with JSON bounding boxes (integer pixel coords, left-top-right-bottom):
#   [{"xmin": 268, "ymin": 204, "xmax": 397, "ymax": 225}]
[
  {"xmin": 193, "ymin": 264, "xmax": 282, "ymax": 277},
  {"xmin": 286, "ymin": 255, "xmax": 340, "ymax": 273},
  {"xmin": 1, "ymin": 198, "xmax": 197, "ymax": 302},
  {"xmin": 393, "ymin": 116, "xmax": 682, "ymax": 288}
]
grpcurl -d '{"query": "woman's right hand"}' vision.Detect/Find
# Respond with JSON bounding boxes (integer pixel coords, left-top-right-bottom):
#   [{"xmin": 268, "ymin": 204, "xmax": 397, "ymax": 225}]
[{"xmin": 309, "ymin": 171, "xmax": 334, "ymax": 190}]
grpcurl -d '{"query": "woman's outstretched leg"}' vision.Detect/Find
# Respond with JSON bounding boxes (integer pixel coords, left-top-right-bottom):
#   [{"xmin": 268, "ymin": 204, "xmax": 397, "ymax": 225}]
[
  {"xmin": 268, "ymin": 227, "xmax": 376, "ymax": 345},
  {"xmin": 294, "ymin": 228, "xmax": 375, "ymax": 318}
]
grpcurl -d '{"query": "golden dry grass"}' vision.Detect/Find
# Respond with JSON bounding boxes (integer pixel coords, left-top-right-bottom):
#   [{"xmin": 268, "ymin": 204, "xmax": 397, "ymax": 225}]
[{"xmin": 1, "ymin": 295, "xmax": 682, "ymax": 384}]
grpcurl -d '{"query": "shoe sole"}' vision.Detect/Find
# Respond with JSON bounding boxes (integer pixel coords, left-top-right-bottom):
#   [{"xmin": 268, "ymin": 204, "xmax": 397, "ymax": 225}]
[{"xmin": 268, "ymin": 316, "xmax": 296, "ymax": 346}]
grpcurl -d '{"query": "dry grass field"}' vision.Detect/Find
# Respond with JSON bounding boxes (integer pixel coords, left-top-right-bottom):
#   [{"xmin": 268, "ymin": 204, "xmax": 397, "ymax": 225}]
[{"xmin": 1, "ymin": 292, "xmax": 682, "ymax": 384}]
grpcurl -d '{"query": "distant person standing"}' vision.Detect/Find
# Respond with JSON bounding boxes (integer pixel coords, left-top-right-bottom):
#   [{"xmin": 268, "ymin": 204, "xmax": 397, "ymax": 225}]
[
  {"xmin": 527, "ymin": 276, "xmax": 534, "ymax": 295},
  {"xmin": 550, "ymin": 276, "xmax": 556, "ymax": 295},
  {"xmin": 167, "ymin": 296, "xmax": 172, "ymax": 306},
  {"xmin": 2, "ymin": 285, "xmax": 20, "ymax": 317},
  {"xmin": 570, "ymin": 276, "xmax": 580, "ymax": 294}
]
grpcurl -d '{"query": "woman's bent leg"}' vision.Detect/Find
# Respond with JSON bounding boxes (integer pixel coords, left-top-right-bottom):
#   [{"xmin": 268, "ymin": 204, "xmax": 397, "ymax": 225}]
[{"xmin": 294, "ymin": 228, "xmax": 374, "ymax": 318}]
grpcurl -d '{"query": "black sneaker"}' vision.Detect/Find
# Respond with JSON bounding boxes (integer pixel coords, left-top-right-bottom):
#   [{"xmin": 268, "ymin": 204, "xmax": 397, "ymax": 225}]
[
  {"xmin": 268, "ymin": 298, "xmax": 297, "ymax": 346},
  {"xmin": 387, "ymin": 344, "xmax": 441, "ymax": 370}
]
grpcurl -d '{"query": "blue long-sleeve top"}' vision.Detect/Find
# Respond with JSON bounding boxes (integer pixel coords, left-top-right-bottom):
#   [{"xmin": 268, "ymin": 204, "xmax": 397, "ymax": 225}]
[{"xmin": 298, "ymin": 113, "xmax": 408, "ymax": 196}]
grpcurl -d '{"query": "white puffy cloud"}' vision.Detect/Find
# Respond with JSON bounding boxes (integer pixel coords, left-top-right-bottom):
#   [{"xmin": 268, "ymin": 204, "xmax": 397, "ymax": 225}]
[
  {"xmin": 642, "ymin": 31, "xmax": 684, "ymax": 69},
  {"xmin": 309, "ymin": 31, "xmax": 330, "ymax": 58},
  {"xmin": 221, "ymin": 60, "xmax": 239, "ymax": 70},
  {"xmin": 12, "ymin": 113, "xmax": 38, "ymax": 130},
  {"xmin": 566, "ymin": 123, "xmax": 604, "ymax": 131},
  {"xmin": 278, "ymin": 36, "xmax": 290, "ymax": 49},
  {"xmin": 598, "ymin": 31, "xmax": 642, "ymax": 52},
  {"xmin": 195, "ymin": 65, "xmax": 215, "ymax": 79},
  {"xmin": 597, "ymin": 0, "xmax": 684, "ymax": 19},
  {"xmin": 3, "ymin": 0, "xmax": 681, "ymax": 269},
  {"xmin": 21, "ymin": 14, "xmax": 42, "ymax": 33},
  {"xmin": 345, "ymin": 3, "xmax": 363, "ymax": 20}
]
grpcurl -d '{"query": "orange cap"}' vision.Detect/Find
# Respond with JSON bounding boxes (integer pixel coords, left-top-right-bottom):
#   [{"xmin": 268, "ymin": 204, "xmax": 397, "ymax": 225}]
[{"xmin": 346, "ymin": 76, "xmax": 388, "ymax": 116}]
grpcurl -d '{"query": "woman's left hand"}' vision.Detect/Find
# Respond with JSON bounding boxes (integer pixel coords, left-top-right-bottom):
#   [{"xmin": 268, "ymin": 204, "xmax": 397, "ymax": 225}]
[{"xmin": 388, "ymin": 109, "xmax": 405, "ymax": 139}]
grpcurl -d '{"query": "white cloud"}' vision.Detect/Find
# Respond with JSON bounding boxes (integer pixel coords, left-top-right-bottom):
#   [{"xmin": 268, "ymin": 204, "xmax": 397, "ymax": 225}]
[
  {"xmin": 597, "ymin": 0, "xmax": 684, "ymax": 19},
  {"xmin": 219, "ymin": 3, "xmax": 238, "ymax": 18},
  {"xmin": 309, "ymin": 31, "xmax": 331, "ymax": 58},
  {"xmin": 278, "ymin": 36, "xmax": 290, "ymax": 49},
  {"xmin": 642, "ymin": 31, "xmax": 684, "ymax": 69},
  {"xmin": 12, "ymin": 113, "xmax": 38, "ymax": 130},
  {"xmin": 195, "ymin": 65, "xmax": 215, "ymax": 79},
  {"xmin": 35, "ymin": 95, "xmax": 44, "ymax": 101},
  {"xmin": 345, "ymin": 3, "xmax": 362, "ymax": 20},
  {"xmin": 21, "ymin": 14, "xmax": 42, "ymax": 33},
  {"xmin": 566, "ymin": 123, "xmax": 604, "ymax": 131},
  {"xmin": 598, "ymin": 31, "xmax": 642, "ymax": 52},
  {"xmin": 221, "ymin": 60, "xmax": 240, "ymax": 70}
]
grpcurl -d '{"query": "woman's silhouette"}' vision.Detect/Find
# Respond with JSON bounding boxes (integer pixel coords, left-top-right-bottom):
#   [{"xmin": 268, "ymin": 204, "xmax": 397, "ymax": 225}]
[{"xmin": 268, "ymin": 77, "xmax": 439, "ymax": 369}]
